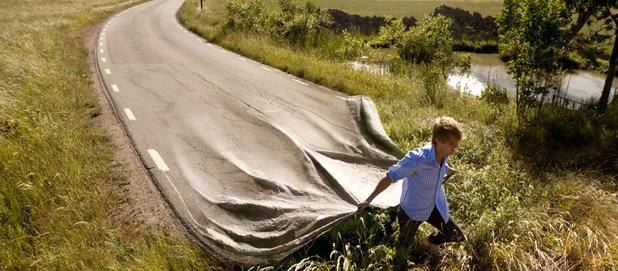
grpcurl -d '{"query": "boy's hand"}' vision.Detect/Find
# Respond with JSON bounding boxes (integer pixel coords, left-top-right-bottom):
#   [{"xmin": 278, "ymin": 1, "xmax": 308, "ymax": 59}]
[{"xmin": 357, "ymin": 200, "xmax": 370, "ymax": 213}]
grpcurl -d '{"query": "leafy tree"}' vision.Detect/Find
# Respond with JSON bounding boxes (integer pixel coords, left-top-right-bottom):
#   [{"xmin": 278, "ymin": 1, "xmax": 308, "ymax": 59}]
[
  {"xmin": 396, "ymin": 15, "xmax": 454, "ymax": 68},
  {"xmin": 372, "ymin": 17, "xmax": 407, "ymax": 48},
  {"xmin": 272, "ymin": 0, "xmax": 332, "ymax": 47},
  {"xmin": 224, "ymin": 0, "xmax": 268, "ymax": 33},
  {"xmin": 558, "ymin": 0, "xmax": 618, "ymax": 112},
  {"xmin": 597, "ymin": 6, "xmax": 618, "ymax": 112},
  {"xmin": 336, "ymin": 30, "xmax": 368, "ymax": 60},
  {"xmin": 497, "ymin": 0, "xmax": 569, "ymax": 117}
]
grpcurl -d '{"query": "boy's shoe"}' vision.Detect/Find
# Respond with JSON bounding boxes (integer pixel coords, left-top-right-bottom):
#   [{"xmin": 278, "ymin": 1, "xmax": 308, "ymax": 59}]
[{"xmin": 426, "ymin": 235, "xmax": 442, "ymax": 258}]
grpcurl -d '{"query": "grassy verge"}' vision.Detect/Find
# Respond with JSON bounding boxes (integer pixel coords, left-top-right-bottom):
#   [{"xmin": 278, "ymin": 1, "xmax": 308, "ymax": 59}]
[
  {"xmin": 179, "ymin": 0, "xmax": 617, "ymax": 270},
  {"xmin": 0, "ymin": 0, "xmax": 219, "ymax": 269}
]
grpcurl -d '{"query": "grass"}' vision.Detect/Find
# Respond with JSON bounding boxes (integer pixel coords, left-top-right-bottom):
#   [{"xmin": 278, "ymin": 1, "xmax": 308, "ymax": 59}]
[
  {"xmin": 315, "ymin": 0, "xmax": 504, "ymax": 18},
  {"xmin": 179, "ymin": 0, "xmax": 618, "ymax": 270},
  {"xmin": 0, "ymin": 0, "xmax": 219, "ymax": 269}
]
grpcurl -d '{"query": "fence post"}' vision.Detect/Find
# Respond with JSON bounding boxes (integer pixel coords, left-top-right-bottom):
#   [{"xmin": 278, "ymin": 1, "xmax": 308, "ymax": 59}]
[
  {"xmin": 200, "ymin": 0, "xmax": 203, "ymax": 10},
  {"xmin": 564, "ymin": 74, "xmax": 572, "ymax": 98}
]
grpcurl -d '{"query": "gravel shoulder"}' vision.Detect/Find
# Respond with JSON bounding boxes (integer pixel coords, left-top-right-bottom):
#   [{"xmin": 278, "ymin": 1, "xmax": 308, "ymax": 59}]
[{"xmin": 83, "ymin": 19, "xmax": 183, "ymax": 235}]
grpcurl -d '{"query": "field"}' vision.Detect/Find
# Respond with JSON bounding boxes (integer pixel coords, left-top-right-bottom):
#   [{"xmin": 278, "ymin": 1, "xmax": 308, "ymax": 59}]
[{"xmin": 315, "ymin": 0, "xmax": 504, "ymax": 18}]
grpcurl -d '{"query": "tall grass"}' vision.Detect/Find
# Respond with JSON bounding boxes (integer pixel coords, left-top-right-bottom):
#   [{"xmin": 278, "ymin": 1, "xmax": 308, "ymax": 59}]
[
  {"xmin": 0, "ymin": 0, "xmax": 218, "ymax": 269},
  {"xmin": 179, "ymin": 0, "xmax": 618, "ymax": 270}
]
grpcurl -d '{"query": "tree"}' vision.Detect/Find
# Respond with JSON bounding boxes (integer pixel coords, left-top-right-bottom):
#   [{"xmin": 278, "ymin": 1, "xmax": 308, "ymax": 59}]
[
  {"xmin": 497, "ymin": 0, "xmax": 569, "ymax": 117},
  {"xmin": 395, "ymin": 15, "xmax": 457, "ymax": 73},
  {"xmin": 598, "ymin": 7, "xmax": 618, "ymax": 112},
  {"xmin": 272, "ymin": 0, "xmax": 332, "ymax": 47},
  {"xmin": 561, "ymin": 0, "xmax": 618, "ymax": 112},
  {"xmin": 499, "ymin": 0, "xmax": 618, "ymax": 113}
]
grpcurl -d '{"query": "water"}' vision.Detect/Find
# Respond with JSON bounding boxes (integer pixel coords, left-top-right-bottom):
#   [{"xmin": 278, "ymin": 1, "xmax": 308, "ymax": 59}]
[
  {"xmin": 447, "ymin": 54, "xmax": 618, "ymax": 106},
  {"xmin": 349, "ymin": 54, "xmax": 618, "ymax": 107}
]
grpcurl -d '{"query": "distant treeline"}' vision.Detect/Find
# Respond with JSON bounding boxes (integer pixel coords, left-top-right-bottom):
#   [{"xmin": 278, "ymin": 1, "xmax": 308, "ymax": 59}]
[
  {"xmin": 326, "ymin": 5, "xmax": 498, "ymax": 53},
  {"xmin": 326, "ymin": 9, "xmax": 417, "ymax": 35}
]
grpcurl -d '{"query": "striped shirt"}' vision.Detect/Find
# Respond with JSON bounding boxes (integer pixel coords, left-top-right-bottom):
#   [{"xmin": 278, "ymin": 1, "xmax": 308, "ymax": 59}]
[{"xmin": 386, "ymin": 143, "xmax": 450, "ymax": 222}]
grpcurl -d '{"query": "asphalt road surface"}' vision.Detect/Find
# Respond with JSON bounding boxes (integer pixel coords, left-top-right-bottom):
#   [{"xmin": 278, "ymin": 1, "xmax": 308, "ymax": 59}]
[{"xmin": 96, "ymin": 0, "xmax": 403, "ymax": 265}]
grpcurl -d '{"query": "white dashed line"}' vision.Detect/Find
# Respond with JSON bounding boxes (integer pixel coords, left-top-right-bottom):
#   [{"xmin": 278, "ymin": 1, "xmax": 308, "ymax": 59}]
[
  {"xmin": 262, "ymin": 67, "xmax": 272, "ymax": 72},
  {"xmin": 100, "ymin": 49, "xmax": 104, "ymax": 53},
  {"xmin": 101, "ymin": 57, "xmax": 107, "ymax": 62},
  {"xmin": 148, "ymin": 149, "xmax": 170, "ymax": 172},
  {"xmin": 293, "ymin": 79, "xmax": 309, "ymax": 86},
  {"xmin": 99, "ymin": 42, "xmax": 103, "ymax": 46},
  {"xmin": 104, "ymin": 69, "xmax": 111, "ymax": 74},
  {"xmin": 124, "ymin": 108, "xmax": 136, "ymax": 120},
  {"xmin": 238, "ymin": 57, "xmax": 246, "ymax": 61},
  {"xmin": 111, "ymin": 84, "xmax": 120, "ymax": 93}
]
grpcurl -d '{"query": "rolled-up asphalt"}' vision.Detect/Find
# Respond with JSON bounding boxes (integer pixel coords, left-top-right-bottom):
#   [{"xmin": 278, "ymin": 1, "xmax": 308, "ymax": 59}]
[{"xmin": 96, "ymin": 0, "xmax": 404, "ymax": 265}]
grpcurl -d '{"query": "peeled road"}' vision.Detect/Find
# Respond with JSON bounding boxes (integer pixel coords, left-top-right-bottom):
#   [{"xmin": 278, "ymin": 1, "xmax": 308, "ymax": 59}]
[{"xmin": 96, "ymin": 0, "xmax": 404, "ymax": 265}]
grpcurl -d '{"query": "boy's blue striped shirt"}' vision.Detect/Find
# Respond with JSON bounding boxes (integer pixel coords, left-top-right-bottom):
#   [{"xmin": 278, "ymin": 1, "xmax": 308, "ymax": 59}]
[{"xmin": 386, "ymin": 143, "xmax": 450, "ymax": 222}]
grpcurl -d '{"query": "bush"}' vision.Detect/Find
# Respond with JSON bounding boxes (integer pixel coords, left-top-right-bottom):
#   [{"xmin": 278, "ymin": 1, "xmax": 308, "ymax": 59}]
[
  {"xmin": 453, "ymin": 39, "xmax": 499, "ymax": 53},
  {"xmin": 272, "ymin": 0, "xmax": 332, "ymax": 47},
  {"xmin": 224, "ymin": 0, "xmax": 268, "ymax": 33},
  {"xmin": 396, "ymin": 14, "xmax": 454, "ymax": 67},
  {"xmin": 371, "ymin": 18, "xmax": 407, "ymax": 48},
  {"xmin": 335, "ymin": 30, "xmax": 365, "ymax": 60},
  {"xmin": 512, "ymin": 104, "xmax": 618, "ymax": 172},
  {"xmin": 482, "ymin": 83, "xmax": 509, "ymax": 106}
]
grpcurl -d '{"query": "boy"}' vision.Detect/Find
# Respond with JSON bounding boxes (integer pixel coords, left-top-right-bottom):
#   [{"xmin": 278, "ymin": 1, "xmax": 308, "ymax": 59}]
[{"xmin": 357, "ymin": 116, "xmax": 466, "ymax": 269}]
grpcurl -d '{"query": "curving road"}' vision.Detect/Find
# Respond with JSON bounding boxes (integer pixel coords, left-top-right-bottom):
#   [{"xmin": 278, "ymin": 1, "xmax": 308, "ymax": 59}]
[{"xmin": 96, "ymin": 0, "xmax": 403, "ymax": 265}]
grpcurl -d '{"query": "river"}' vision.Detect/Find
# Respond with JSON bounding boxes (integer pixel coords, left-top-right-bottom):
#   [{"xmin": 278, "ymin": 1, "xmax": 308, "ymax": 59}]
[
  {"xmin": 350, "ymin": 53, "xmax": 617, "ymax": 109},
  {"xmin": 448, "ymin": 53, "xmax": 618, "ymax": 108}
]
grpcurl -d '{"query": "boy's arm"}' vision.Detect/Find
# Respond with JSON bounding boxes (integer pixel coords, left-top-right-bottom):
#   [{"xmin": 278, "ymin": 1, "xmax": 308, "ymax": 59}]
[{"xmin": 357, "ymin": 175, "xmax": 393, "ymax": 212}]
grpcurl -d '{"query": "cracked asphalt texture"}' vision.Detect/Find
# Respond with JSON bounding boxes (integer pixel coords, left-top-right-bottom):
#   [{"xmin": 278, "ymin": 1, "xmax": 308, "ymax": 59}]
[{"xmin": 96, "ymin": 0, "xmax": 404, "ymax": 265}]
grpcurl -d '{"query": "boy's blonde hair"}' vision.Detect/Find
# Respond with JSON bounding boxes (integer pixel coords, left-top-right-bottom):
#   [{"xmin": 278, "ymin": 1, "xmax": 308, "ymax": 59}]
[{"xmin": 432, "ymin": 116, "xmax": 463, "ymax": 145}]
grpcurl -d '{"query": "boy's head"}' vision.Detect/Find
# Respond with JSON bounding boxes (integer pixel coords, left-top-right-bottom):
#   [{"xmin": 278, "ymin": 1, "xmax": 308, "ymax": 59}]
[{"xmin": 432, "ymin": 116, "xmax": 463, "ymax": 154}]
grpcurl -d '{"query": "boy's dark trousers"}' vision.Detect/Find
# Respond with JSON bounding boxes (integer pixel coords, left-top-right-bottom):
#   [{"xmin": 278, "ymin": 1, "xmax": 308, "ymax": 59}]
[{"xmin": 394, "ymin": 206, "xmax": 465, "ymax": 269}]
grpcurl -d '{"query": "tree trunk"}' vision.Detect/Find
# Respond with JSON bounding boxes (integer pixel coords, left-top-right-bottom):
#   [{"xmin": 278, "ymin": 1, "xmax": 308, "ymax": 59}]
[
  {"xmin": 599, "ymin": 27, "xmax": 618, "ymax": 113},
  {"xmin": 563, "ymin": 11, "xmax": 593, "ymax": 43}
]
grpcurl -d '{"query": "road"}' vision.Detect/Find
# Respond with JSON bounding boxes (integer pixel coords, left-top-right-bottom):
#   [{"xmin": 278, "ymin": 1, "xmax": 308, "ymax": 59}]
[{"xmin": 96, "ymin": 0, "xmax": 403, "ymax": 265}]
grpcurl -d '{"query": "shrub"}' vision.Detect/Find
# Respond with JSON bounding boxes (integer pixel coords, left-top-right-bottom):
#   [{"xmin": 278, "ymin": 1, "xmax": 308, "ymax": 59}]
[
  {"xmin": 482, "ymin": 83, "xmax": 509, "ymax": 106},
  {"xmin": 396, "ymin": 14, "xmax": 454, "ymax": 67},
  {"xmin": 371, "ymin": 17, "xmax": 407, "ymax": 48},
  {"xmin": 335, "ymin": 30, "xmax": 365, "ymax": 60},
  {"xmin": 224, "ymin": 0, "xmax": 268, "ymax": 33},
  {"xmin": 512, "ymin": 104, "xmax": 617, "ymax": 172},
  {"xmin": 272, "ymin": 0, "xmax": 332, "ymax": 47}
]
